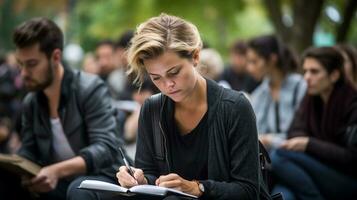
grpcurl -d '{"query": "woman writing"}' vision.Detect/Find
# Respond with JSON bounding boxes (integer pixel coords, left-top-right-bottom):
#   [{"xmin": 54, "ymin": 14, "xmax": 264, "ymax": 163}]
[{"xmin": 116, "ymin": 14, "xmax": 271, "ymax": 200}]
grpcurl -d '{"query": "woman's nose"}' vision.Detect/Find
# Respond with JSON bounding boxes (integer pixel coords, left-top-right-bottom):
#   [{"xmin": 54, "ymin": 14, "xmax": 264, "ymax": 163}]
[{"xmin": 164, "ymin": 78, "xmax": 175, "ymax": 89}]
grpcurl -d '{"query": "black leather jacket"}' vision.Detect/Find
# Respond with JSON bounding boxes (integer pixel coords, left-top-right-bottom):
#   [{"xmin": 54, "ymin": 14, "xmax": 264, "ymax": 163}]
[{"xmin": 18, "ymin": 66, "xmax": 124, "ymax": 178}]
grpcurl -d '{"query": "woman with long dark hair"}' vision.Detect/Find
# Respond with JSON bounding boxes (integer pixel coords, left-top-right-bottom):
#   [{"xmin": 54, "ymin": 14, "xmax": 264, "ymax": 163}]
[{"xmin": 272, "ymin": 46, "xmax": 357, "ymax": 200}]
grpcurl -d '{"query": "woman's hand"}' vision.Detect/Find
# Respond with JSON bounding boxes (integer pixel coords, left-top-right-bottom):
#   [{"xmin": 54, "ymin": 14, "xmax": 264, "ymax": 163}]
[
  {"xmin": 281, "ymin": 137, "xmax": 309, "ymax": 152},
  {"xmin": 116, "ymin": 166, "xmax": 147, "ymax": 188},
  {"xmin": 155, "ymin": 173, "xmax": 202, "ymax": 197}
]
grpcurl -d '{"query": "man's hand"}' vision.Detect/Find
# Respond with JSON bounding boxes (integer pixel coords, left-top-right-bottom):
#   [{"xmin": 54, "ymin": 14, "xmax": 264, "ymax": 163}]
[
  {"xmin": 24, "ymin": 165, "xmax": 59, "ymax": 193},
  {"xmin": 155, "ymin": 173, "xmax": 202, "ymax": 197},
  {"xmin": 117, "ymin": 166, "xmax": 147, "ymax": 188},
  {"xmin": 281, "ymin": 137, "xmax": 309, "ymax": 152}
]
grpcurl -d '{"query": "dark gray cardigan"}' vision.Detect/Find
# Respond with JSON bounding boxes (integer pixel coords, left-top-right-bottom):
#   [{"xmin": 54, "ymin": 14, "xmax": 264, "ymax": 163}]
[{"xmin": 135, "ymin": 78, "xmax": 271, "ymax": 200}]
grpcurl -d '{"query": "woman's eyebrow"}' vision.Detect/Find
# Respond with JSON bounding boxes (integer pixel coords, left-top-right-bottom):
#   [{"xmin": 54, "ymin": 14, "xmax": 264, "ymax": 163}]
[{"xmin": 148, "ymin": 65, "xmax": 181, "ymax": 76}]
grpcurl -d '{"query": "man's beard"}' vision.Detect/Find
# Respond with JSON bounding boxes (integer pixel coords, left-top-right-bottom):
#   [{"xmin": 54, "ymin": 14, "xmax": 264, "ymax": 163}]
[{"xmin": 24, "ymin": 61, "xmax": 54, "ymax": 92}]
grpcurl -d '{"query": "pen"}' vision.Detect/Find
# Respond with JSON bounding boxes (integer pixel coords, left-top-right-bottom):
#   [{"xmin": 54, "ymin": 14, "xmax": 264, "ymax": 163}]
[{"xmin": 118, "ymin": 147, "xmax": 136, "ymax": 180}]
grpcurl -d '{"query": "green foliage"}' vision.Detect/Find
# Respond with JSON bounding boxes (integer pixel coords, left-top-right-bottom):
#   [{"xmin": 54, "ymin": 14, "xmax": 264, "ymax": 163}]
[
  {"xmin": 1, "ymin": 0, "xmax": 354, "ymax": 56},
  {"xmin": 74, "ymin": 0, "xmax": 273, "ymax": 56}
]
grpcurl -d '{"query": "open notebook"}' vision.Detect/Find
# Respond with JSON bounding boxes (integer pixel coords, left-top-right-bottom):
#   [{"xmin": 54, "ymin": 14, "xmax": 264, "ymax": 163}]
[{"xmin": 78, "ymin": 180, "xmax": 198, "ymax": 199}]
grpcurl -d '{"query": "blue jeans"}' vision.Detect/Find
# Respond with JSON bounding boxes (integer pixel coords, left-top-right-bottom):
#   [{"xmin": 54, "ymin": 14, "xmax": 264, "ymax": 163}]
[{"xmin": 271, "ymin": 149, "xmax": 357, "ymax": 200}]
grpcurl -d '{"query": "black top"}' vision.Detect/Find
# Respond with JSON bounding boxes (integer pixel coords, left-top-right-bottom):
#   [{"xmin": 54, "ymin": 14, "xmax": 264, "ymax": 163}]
[{"xmin": 167, "ymin": 111, "xmax": 208, "ymax": 180}]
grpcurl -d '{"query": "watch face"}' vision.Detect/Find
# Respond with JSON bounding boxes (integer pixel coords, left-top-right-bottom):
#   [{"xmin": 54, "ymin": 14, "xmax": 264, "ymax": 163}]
[{"xmin": 199, "ymin": 183, "xmax": 205, "ymax": 193}]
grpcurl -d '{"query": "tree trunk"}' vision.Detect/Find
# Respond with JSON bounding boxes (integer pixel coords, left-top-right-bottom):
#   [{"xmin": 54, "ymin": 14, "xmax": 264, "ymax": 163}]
[
  {"xmin": 263, "ymin": 0, "xmax": 290, "ymax": 42},
  {"xmin": 263, "ymin": 0, "xmax": 325, "ymax": 53},
  {"xmin": 290, "ymin": 0, "xmax": 324, "ymax": 53},
  {"xmin": 336, "ymin": 0, "xmax": 357, "ymax": 43}
]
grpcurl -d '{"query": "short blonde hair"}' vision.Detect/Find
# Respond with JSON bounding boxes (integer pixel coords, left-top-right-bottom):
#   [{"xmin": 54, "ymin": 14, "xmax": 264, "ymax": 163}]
[{"xmin": 127, "ymin": 13, "xmax": 202, "ymax": 85}]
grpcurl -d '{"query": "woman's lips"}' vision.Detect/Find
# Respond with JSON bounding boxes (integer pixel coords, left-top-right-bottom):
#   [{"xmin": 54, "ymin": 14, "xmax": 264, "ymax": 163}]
[{"xmin": 168, "ymin": 90, "xmax": 180, "ymax": 95}]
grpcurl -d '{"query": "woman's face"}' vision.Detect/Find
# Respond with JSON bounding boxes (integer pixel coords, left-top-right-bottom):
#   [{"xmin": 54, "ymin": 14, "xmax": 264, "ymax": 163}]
[
  {"xmin": 246, "ymin": 49, "xmax": 268, "ymax": 81},
  {"xmin": 302, "ymin": 58, "xmax": 335, "ymax": 96},
  {"xmin": 144, "ymin": 50, "xmax": 199, "ymax": 102}
]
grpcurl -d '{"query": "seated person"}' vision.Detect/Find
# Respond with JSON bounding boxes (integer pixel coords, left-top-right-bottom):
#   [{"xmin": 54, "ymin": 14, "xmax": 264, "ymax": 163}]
[
  {"xmin": 0, "ymin": 61, "xmax": 23, "ymax": 154},
  {"xmin": 124, "ymin": 76, "xmax": 159, "ymax": 144},
  {"xmin": 219, "ymin": 40, "xmax": 260, "ymax": 93},
  {"xmin": 247, "ymin": 35, "xmax": 306, "ymax": 151},
  {"xmin": 197, "ymin": 48, "xmax": 224, "ymax": 81},
  {"xmin": 271, "ymin": 47, "xmax": 357, "ymax": 200},
  {"xmin": 116, "ymin": 14, "xmax": 271, "ymax": 200},
  {"xmin": 0, "ymin": 17, "xmax": 125, "ymax": 200},
  {"xmin": 0, "ymin": 117, "xmax": 11, "ymax": 153}
]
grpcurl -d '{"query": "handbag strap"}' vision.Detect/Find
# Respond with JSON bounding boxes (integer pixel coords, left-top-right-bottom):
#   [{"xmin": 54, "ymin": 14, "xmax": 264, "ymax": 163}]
[{"xmin": 149, "ymin": 93, "xmax": 165, "ymax": 161}]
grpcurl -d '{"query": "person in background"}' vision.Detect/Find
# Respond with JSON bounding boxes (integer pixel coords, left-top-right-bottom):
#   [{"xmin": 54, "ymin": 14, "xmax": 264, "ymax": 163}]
[
  {"xmin": 95, "ymin": 40, "xmax": 128, "ymax": 100},
  {"xmin": 107, "ymin": 30, "xmax": 135, "ymax": 100},
  {"xmin": 5, "ymin": 51, "xmax": 18, "ymax": 67},
  {"xmin": 116, "ymin": 13, "xmax": 271, "ymax": 200},
  {"xmin": 124, "ymin": 77, "xmax": 159, "ymax": 144},
  {"xmin": 197, "ymin": 48, "xmax": 224, "ymax": 81},
  {"xmin": 123, "ymin": 77, "xmax": 159, "ymax": 160},
  {"xmin": 95, "ymin": 40, "xmax": 117, "ymax": 81},
  {"xmin": 0, "ymin": 57, "xmax": 23, "ymax": 154},
  {"xmin": 82, "ymin": 53, "xmax": 99, "ymax": 75},
  {"xmin": 0, "ymin": 118, "xmax": 12, "ymax": 153},
  {"xmin": 247, "ymin": 35, "xmax": 306, "ymax": 151},
  {"xmin": 0, "ymin": 17, "xmax": 126, "ymax": 200},
  {"xmin": 271, "ymin": 46, "xmax": 357, "ymax": 200},
  {"xmin": 335, "ymin": 44, "xmax": 357, "ymax": 89},
  {"xmin": 219, "ymin": 40, "xmax": 260, "ymax": 93},
  {"xmin": 114, "ymin": 30, "xmax": 134, "ymax": 71}
]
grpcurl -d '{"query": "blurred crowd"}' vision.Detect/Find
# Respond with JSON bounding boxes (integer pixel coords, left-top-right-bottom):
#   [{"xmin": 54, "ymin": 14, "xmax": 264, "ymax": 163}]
[{"xmin": 1, "ymin": 22, "xmax": 357, "ymax": 199}]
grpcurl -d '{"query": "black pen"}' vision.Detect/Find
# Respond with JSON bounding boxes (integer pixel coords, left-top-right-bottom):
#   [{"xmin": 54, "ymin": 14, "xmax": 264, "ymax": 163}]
[{"xmin": 118, "ymin": 147, "xmax": 136, "ymax": 180}]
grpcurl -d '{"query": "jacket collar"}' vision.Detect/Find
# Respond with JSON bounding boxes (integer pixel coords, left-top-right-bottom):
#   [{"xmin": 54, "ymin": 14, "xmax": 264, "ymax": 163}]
[
  {"xmin": 160, "ymin": 78, "xmax": 224, "ymax": 129},
  {"xmin": 35, "ymin": 64, "xmax": 74, "ymax": 112}
]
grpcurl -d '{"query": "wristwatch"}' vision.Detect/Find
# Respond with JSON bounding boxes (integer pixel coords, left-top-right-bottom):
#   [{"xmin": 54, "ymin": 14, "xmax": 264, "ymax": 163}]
[
  {"xmin": 198, "ymin": 182, "xmax": 205, "ymax": 193},
  {"xmin": 193, "ymin": 180, "xmax": 205, "ymax": 196}
]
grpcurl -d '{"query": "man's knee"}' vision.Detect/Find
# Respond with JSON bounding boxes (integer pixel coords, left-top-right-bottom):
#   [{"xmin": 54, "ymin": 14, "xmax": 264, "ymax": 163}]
[{"xmin": 67, "ymin": 176, "xmax": 98, "ymax": 200}]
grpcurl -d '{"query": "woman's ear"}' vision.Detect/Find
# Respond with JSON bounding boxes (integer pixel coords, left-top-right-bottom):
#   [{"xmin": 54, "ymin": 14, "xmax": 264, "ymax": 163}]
[
  {"xmin": 192, "ymin": 49, "xmax": 200, "ymax": 67},
  {"xmin": 330, "ymin": 69, "xmax": 340, "ymax": 83}
]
